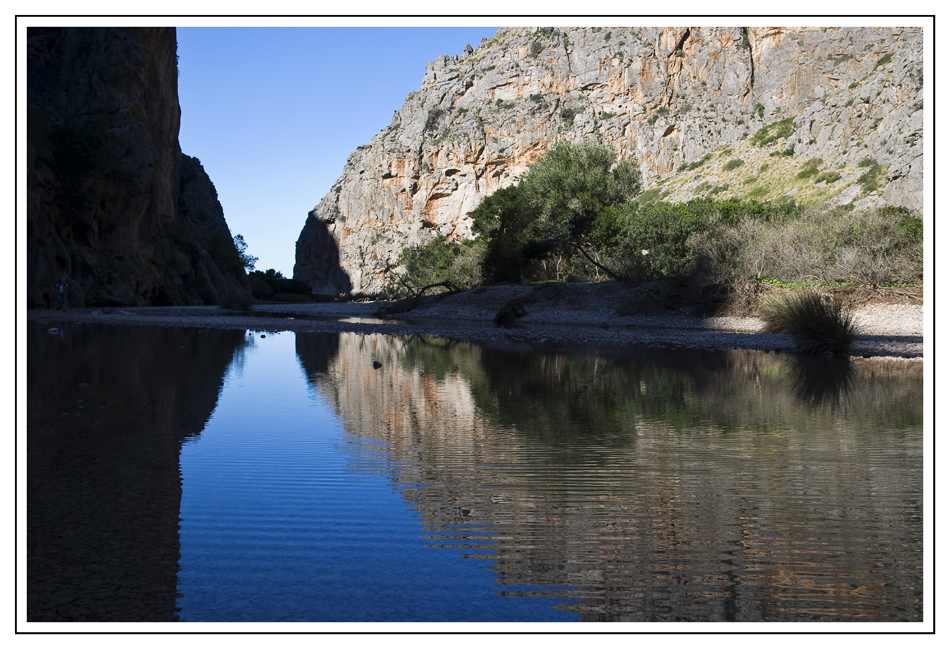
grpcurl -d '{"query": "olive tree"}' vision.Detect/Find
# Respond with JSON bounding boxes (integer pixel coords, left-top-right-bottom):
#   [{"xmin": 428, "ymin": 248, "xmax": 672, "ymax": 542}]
[{"xmin": 518, "ymin": 141, "xmax": 641, "ymax": 279}]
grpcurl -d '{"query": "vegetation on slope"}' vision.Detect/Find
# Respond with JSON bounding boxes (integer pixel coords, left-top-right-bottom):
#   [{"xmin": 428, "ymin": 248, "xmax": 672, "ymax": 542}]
[{"xmin": 388, "ymin": 142, "xmax": 922, "ymax": 313}]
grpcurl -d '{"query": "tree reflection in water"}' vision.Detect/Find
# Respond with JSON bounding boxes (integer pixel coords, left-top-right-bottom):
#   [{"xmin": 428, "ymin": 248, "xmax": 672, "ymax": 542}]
[{"xmin": 300, "ymin": 333, "xmax": 923, "ymax": 622}]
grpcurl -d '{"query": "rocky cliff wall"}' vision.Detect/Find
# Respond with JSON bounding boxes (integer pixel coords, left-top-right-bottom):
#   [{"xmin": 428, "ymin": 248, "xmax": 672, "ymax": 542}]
[
  {"xmin": 295, "ymin": 26, "xmax": 923, "ymax": 296},
  {"xmin": 26, "ymin": 27, "xmax": 252, "ymax": 307}
]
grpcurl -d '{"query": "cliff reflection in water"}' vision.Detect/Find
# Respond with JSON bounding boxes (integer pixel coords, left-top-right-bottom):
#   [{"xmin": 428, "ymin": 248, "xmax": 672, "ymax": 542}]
[
  {"xmin": 298, "ymin": 333, "xmax": 923, "ymax": 622},
  {"xmin": 27, "ymin": 322, "xmax": 248, "ymax": 621}
]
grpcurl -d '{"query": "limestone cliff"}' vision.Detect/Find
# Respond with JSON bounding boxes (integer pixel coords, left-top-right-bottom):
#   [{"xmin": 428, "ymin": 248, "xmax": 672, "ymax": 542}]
[
  {"xmin": 295, "ymin": 26, "xmax": 923, "ymax": 296},
  {"xmin": 26, "ymin": 27, "xmax": 252, "ymax": 307}
]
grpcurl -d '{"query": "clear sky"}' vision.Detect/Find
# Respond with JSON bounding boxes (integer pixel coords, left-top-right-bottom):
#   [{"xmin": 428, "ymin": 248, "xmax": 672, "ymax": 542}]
[{"xmin": 176, "ymin": 26, "xmax": 499, "ymax": 277}]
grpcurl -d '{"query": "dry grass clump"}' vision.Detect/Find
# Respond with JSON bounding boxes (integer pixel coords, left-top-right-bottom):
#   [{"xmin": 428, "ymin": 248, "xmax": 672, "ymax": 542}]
[{"xmin": 758, "ymin": 289, "xmax": 859, "ymax": 355}]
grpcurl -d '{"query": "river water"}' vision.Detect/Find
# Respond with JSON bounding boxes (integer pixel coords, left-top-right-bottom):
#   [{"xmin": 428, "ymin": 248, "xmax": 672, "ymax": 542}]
[{"xmin": 26, "ymin": 321, "xmax": 924, "ymax": 624}]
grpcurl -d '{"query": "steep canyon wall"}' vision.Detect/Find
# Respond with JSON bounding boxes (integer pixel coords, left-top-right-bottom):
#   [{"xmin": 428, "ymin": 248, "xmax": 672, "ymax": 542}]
[
  {"xmin": 26, "ymin": 27, "xmax": 252, "ymax": 307},
  {"xmin": 295, "ymin": 26, "xmax": 923, "ymax": 296}
]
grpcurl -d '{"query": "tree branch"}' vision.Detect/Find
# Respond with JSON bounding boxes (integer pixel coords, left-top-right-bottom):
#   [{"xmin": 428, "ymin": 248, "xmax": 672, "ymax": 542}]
[{"xmin": 570, "ymin": 241, "xmax": 622, "ymax": 281}]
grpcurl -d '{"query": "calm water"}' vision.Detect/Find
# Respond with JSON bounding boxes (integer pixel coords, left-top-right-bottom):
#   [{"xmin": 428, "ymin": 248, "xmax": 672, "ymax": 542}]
[{"xmin": 27, "ymin": 321, "xmax": 924, "ymax": 623}]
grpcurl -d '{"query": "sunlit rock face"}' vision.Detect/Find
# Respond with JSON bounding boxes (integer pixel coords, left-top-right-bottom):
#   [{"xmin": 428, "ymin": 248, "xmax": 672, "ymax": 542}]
[
  {"xmin": 26, "ymin": 27, "xmax": 251, "ymax": 307},
  {"xmin": 295, "ymin": 26, "xmax": 923, "ymax": 296}
]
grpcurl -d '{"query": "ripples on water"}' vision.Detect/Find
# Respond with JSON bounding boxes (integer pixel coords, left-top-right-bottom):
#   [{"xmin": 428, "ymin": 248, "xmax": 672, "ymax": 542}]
[{"xmin": 27, "ymin": 323, "xmax": 923, "ymax": 623}]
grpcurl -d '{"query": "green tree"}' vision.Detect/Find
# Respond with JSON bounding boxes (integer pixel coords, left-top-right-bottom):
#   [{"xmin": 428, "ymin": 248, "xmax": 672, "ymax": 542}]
[
  {"xmin": 233, "ymin": 234, "xmax": 258, "ymax": 272},
  {"xmin": 399, "ymin": 142, "xmax": 644, "ymax": 287},
  {"xmin": 518, "ymin": 141, "xmax": 642, "ymax": 279},
  {"xmin": 471, "ymin": 184, "xmax": 535, "ymax": 282},
  {"xmin": 610, "ymin": 201, "xmax": 709, "ymax": 279}
]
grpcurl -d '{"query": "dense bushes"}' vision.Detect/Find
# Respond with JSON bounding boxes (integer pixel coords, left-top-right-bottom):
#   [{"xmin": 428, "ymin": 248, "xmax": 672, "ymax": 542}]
[
  {"xmin": 391, "ymin": 141, "xmax": 923, "ymax": 304},
  {"xmin": 395, "ymin": 235, "xmax": 486, "ymax": 291},
  {"xmin": 607, "ymin": 201, "xmax": 710, "ymax": 280},
  {"xmin": 249, "ymin": 269, "xmax": 313, "ymax": 302},
  {"xmin": 691, "ymin": 203, "xmax": 923, "ymax": 289}
]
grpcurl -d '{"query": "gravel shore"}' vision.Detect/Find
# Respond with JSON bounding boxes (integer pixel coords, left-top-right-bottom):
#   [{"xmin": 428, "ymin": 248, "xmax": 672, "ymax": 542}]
[{"xmin": 27, "ymin": 282, "xmax": 924, "ymax": 360}]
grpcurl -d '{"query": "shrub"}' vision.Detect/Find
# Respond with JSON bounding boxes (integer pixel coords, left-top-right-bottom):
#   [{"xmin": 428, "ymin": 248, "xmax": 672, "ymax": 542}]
[
  {"xmin": 560, "ymin": 107, "xmax": 579, "ymax": 126},
  {"xmin": 758, "ymin": 289, "xmax": 858, "ymax": 355},
  {"xmin": 752, "ymin": 117, "xmax": 795, "ymax": 147},
  {"xmin": 647, "ymin": 106, "xmax": 671, "ymax": 125},
  {"xmin": 723, "ymin": 158, "xmax": 744, "ymax": 171},
  {"xmin": 690, "ymin": 201, "xmax": 922, "ymax": 297},
  {"xmin": 830, "ymin": 206, "xmax": 922, "ymax": 284},
  {"xmin": 814, "ymin": 171, "xmax": 841, "ymax": 184},
  {"xmin": 424, "ymin": 107, "xmax": 445, "ymax": 132},
  {"xmin": 739, "ymin": 27, "xmax": 751, "ymax": 50},
  {"xmin": 396, "ymin": 235, "xmax": 485, "ymax": 292},
  {"xmin": 770, "ymin": 146, "xmax": 795, "ymax": 157},
  {"xmin": 858, "ymin": 161, "xmax": 885, "ymax": 193},
  {"xmin": 874, "ymin": 53, "xmax": 893, "ymax": 70},
  {"xmin": 677, "ymin": 153, "xmax": 712, "ymax": 173},
  {"xmin": 796, "ymin": 158, "xmax": 823, "ymax": 179},
  {"xmin": 248, "ymin": 269, "xmax": 312, "ymax": 301},
  {"xmin": 610, "ymin": 201, "xmax": 710, "ymax": 280}
]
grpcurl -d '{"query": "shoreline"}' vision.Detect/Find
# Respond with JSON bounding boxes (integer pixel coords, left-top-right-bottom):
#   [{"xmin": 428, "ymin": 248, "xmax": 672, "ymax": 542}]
[{"xmin": 26, "ymin": 292, "xmax": 923, "ymax": 360}]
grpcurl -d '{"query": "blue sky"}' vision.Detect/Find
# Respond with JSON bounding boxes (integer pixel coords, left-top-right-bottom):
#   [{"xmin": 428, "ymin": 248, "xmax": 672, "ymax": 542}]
[{"xmin": 176, "ymin": 26, "xmax": 499, "ymax": 277}]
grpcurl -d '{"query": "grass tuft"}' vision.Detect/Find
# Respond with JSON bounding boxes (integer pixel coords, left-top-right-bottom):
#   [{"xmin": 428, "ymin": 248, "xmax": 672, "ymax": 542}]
[{"xmin": 758, "ymin": 289, "xmax": 858, "ymax": 355}]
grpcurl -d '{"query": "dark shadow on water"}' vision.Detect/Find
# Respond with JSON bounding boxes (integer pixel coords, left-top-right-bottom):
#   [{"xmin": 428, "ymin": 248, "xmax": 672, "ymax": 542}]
[
  {"xmin": 293, "ymin": 330, "xmax": 342, "ymax": 379},
  {"xmin": 786, "ymin": 354, "xmax": 856, "ymax": 407},
  {"xmin": 26, "ymin": 322, "xmax": 249, "ymax": 621}
]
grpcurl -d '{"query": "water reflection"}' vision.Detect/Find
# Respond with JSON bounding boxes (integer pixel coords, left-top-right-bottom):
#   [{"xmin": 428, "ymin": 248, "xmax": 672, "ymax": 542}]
[
  {"xmin": 27, "ymin": 323, "xmax": 923, "ymax": 623},
  {"xmin": 787, "ymin": 355, "xmax": 856, "ymax": 406},
  {"xmin": 301, "ymin": 334, "xmax": 923, "ymax": 622},
  {"xmin": 26, "ymin": 322, "xmax": 248, "ymax": 621}
]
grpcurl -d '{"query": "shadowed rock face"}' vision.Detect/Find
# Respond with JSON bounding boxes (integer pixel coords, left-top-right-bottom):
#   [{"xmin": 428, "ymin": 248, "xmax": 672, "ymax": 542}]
[
  {"xmin": 295, "ymin": 26, "xmax": 923, "ymax": 296},
  {"xmin": 26, "ymin": 27, "xmax": 251, "ymax": 307},
  {"xmin": 294, "ymin": 212, "xmax": 352, "ymax": 297}
]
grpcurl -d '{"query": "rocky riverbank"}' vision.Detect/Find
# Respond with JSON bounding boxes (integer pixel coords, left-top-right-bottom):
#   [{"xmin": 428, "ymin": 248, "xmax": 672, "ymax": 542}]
[{"xmin": 27, "ymin": 282, "xmax": 924, "ymax": 360}]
